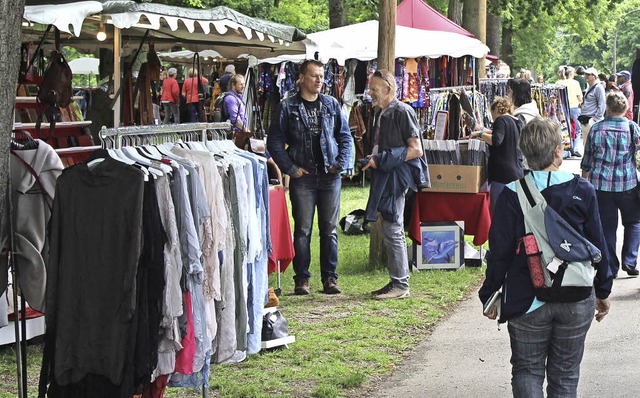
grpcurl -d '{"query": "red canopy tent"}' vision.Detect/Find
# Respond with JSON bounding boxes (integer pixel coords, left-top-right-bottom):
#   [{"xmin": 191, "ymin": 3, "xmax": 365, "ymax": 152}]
[{"xmin": 397, "ymin": 0, "xmax": 474, "ymax": 38}]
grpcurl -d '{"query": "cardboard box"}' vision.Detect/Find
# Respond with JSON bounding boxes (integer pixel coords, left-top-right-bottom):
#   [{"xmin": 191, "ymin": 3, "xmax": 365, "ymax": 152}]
[{"xmin": 422, "ymin": 164, "xmax": 487, "ymax": 194}]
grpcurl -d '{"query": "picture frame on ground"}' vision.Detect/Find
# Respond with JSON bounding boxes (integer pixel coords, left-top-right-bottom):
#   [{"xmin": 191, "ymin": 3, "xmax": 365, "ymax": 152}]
[{"xmin": 414, "ymin": 221, "xmax": 464, "ymax": 270}]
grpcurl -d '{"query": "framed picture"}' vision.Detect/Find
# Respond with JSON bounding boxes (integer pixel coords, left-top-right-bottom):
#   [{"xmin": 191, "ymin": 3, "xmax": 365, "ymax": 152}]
[
  {"xmin": 414, "ymin": 221, "xmax": 464, "ymax": 270},
  {"xmin": 434, "ymin": 111, "xmax": 448, "ymax": 140}
]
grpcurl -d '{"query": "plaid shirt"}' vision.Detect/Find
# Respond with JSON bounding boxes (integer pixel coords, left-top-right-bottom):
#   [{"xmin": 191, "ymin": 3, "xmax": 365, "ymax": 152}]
[{"xmin": 581, "ymin": 116, "xmax": 640, "ymax": 191}]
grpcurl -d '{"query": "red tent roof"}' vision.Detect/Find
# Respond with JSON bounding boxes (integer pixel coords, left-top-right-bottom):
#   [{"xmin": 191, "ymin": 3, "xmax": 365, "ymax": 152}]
[{"xmin": 397, "ymin": 0, "xmax": 474, "ymax": 38}]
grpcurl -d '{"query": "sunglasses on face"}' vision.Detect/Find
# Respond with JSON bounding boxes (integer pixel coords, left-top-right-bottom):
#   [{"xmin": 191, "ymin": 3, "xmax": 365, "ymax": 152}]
[{"xmin": 374, "ymin": 70, "xmax": 392, "ymax": 87}]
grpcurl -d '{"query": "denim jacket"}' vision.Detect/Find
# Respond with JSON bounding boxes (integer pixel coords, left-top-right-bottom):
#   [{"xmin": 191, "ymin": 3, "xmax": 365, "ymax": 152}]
[
  {"xmin": 364, "ymin": 146, "xmax": 430, "ymax": 223},
  {"xmin": 267, "ymin": 93, "xmax": 353, "ymax": 176}
]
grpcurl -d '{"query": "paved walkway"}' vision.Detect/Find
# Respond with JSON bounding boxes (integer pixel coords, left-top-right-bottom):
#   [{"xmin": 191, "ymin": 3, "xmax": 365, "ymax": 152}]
[{"xmin": 371, "ymin": 158, "xmax": 640, "ymax": 397}]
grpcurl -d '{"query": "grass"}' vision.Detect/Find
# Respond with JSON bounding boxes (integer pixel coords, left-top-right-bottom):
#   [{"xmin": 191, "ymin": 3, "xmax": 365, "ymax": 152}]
[{"xmin": 0, "ymin": 181, "xmax": 485, "ymax": 397}]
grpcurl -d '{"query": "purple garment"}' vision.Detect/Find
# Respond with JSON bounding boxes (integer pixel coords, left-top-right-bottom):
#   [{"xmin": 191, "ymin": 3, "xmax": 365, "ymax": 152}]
[{"xmin": 223, "ymin": 90, "xmax": 248, "ymax": 131}]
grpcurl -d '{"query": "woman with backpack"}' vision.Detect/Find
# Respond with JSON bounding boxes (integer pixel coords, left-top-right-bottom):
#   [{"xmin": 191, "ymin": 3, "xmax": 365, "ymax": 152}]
[
  {"xmin": 469, "ymin": 96, "xmax": 525, "ymax": 211},
  {"xmin": 480, "ymin": 117, "xmax": 612, "ymax": 397}
]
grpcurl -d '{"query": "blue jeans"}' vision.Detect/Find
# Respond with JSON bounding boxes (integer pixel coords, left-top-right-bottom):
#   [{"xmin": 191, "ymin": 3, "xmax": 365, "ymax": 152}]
[
  {"xmin": 188, "ymin": 103, "xmax": 200, "ymax": 122},
  {"xmin": 596, "ymin": 188, "xmax": 640, "ymax": 274},
  {"xmin": 570, "ymin": 107, "xmax": 582, "ymax": 153},
  {"xmin": 508, "ymin": 292, "xmax": 594, "ymax": 398},
  {"xmin": 381, "ymin": 192, "xmax": 409, "ymax": 290},
  {"xmin": 289, "ymin": 171, "xmax": 341, "ymax": 283}
]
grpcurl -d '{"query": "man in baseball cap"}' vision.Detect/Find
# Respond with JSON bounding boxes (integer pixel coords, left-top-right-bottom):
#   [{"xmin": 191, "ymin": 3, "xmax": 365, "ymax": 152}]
[
  {"xmin": 580, "ymin": 67, "xmax": 606, "ymax": 146},
  {"xmin": 617, "ymin": 70, "xmax": 634, "ymax": 120}
]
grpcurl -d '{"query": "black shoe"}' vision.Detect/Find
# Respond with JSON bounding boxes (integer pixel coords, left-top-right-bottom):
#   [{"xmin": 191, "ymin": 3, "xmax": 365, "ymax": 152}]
[
  {"xmin": 323, "ymin": 277, "xmax": 341, "ymax": 294},
  {"xmin": 571, "ymin": 151, "xmax": 582, "ymax": 158},
  {"xmin": 294, "ymin": 279, "xmax": 310, "ymax": 295},
  {"xmin": 622, "ymin": 264, "xmax": 639, "ymax": 276},
  {"xmin": 371, "ymin": 282, "xmax": 393, "ymax": 296}
]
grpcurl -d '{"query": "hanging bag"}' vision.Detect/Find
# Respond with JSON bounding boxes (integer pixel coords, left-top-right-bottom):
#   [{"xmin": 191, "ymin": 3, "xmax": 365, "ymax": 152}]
[
  {"xmin": 191, "ymin": 52, "xmax": 208, "ymax": 122},
  {"xmin": 35, "ymin": 51, "xmax": 73, "ymax": 141}
]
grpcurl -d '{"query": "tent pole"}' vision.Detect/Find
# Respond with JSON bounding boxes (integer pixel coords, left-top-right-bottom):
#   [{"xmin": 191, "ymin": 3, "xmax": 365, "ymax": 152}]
[{"xmin": 114, "ymin": 26, "xmax": 121, "ymax": 127}]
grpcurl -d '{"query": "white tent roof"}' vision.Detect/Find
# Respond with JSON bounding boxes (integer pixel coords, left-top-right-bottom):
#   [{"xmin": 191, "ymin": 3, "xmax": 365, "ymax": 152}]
[
  {"xmin": 306, "ymin": 20, "xmax": 489, "ymax": 65},
  {"xmin": 67, "ymin": 57, "xmax": 100, "ymax": 74},
  {"xmin": 157, "ymin": 50, "xmax": 223, "ymax": 64}
]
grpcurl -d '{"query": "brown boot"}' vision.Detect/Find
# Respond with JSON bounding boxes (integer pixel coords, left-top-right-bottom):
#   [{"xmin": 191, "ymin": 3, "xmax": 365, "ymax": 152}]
[
  {"xmin": 266, "ymin": 288, "xmax": 279, "ymax": 307},
  {"xmin": 323, "ymin": 277, "xmax": 341, "ymax": 294},
  {"xmin": 294, "ymin": 279, "xmax": 310, "ymax": 295}
]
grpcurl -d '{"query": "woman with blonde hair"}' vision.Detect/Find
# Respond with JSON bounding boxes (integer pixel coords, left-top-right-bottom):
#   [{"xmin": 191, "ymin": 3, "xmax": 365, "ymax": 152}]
[{"xmin": 470, "ymin": 96, "xmax": 525, "ymax": 210}]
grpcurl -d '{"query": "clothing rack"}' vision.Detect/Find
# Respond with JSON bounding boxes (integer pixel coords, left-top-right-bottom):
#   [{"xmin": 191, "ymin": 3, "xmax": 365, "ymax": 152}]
[{"xmin": 95, "ymin": 122, "xmax": 235, "ymax": 398}]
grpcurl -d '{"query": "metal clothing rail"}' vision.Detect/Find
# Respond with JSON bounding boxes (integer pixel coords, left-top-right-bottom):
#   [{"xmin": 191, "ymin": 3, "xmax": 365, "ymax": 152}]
[
  {"xmin": 99, "ymin": 122, "xmax": 232, "ymax": 149},
  {"xmin": 429, "ymin": 85, "xmax": 476, "ymax": 92}
]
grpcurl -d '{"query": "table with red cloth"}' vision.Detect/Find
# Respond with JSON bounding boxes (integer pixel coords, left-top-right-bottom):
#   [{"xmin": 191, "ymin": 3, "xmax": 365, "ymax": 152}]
[
  {"xmin": 409, "ymin": 191, "xmax": 491, "ymax": 246},
  {"xmin": 268, "ymin": 186, "xmax": 295, "ymax": 275}
]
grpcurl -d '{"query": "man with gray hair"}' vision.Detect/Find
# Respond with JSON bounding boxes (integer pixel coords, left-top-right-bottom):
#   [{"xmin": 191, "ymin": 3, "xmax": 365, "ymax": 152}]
[
  {"xmin": 219, "ymin": 64, "xmax": 235, "ymax": 91},
  {"xmin": 160, "ymin": 67, "xmax": 180, "ymax": 124},
  {"xmin": 361, "ymin": 69, "xmax": 429, "ymax": 300}
]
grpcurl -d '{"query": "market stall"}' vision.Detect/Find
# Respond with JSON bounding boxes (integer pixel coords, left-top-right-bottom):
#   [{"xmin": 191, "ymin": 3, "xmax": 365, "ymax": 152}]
[{"xmin": 7, "ymin": 3, "xmax": 309, "ymax": 397}]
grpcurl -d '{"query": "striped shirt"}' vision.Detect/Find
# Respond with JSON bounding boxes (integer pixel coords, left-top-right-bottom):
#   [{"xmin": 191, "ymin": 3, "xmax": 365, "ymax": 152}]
[{"xmin": 581, "ymin": 116, "xmax": 640, "ymax": 191}]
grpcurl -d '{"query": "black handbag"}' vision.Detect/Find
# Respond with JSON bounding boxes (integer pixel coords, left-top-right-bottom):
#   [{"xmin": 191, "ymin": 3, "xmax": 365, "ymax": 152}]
[
  {"xmin": 577, "ymin": 114, "xmax": 591, "ymax": 125},
  {"xmin": 262, "ymin": 310, "xmax": 289, "ymax": 341},
  {"xmin": 191, "ymin": 53, "xmax": 209, "ymax": 121}
]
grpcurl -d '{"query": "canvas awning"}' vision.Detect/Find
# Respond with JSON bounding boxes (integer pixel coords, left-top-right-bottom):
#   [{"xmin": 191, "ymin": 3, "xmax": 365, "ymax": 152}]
[
  {"xmin": 397, "ymin": 0, "xmax": 474, "ymax": 37},
  {"xmin": 22, "ymin": 1, "xmax": 313, "ymax": 59},
  {"xmin": 306, "ymin": 20, "xmax": 489, "ymax": 65},
  {"xmin": 157, "ymin": 50, "xmax": 224, "ymax": 64}
]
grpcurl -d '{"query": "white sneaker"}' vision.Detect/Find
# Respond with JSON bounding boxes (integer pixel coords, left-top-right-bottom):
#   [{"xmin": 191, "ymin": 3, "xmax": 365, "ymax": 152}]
[{"xmin": 375, "ymin": 287, "xmax": 410, "ymax": 300}]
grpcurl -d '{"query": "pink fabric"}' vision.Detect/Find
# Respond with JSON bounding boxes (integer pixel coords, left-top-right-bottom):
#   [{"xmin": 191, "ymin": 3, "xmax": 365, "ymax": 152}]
[
  {"xmin": 267, "ymin": 187, "xmax": 295, "ymax": 275},
  {"xmin": 173, "ymin": 292, "xmax": 195, "ymax": 374}
]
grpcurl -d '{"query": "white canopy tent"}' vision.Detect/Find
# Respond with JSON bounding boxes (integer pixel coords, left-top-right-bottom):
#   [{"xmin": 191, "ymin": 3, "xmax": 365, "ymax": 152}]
[
  {"xmin": 157, "ymin": 50, "xmax": 224, "ymax": 65},
  {"xmin": 260, "ymin": 20, "xmax": 490, "ymax": 66},
  {"xmin": 22, "ymin": 1, "xmax": 316, "ymax": 59},
  {"xmin": 22, "ymin": 0, "xmax": 317, "ymax": 126},
  {"xmin": 67, "ymin": 57, "xmax": 100, "ymax": 74}
]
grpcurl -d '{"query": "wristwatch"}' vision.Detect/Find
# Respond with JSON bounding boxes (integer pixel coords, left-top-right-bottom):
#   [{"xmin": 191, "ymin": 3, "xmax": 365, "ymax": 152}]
[{"xmin": 479, "ymin": 130, "xmax": 484, "ymax": 138}]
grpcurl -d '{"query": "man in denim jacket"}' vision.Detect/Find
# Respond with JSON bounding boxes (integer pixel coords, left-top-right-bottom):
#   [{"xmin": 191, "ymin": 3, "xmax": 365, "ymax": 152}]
[{"xmin": 267, "ymin": 59, "xmax": 353, "ymax": 295}]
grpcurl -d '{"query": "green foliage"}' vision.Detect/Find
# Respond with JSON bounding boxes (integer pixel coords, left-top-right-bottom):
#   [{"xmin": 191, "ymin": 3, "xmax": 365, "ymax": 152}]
[{"xmin": 207, "ymin": 0, "xmax": 329, "ymax": 32}]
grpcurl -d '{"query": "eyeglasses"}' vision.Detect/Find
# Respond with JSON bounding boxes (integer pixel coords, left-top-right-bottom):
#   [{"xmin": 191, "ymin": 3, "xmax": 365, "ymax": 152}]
[{"xmin": 374, "ymin": 70, "xmax": 392, "ymax": 87}]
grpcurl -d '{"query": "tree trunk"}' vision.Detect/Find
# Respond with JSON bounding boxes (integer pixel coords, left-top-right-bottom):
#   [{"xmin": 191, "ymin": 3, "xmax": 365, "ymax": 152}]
[
  {"xmin": 329, "ymin": 0, "xmax": 344, "ymax": 29},
  {"xmin": 501, "ymin": 19, "xmax": 514, "ymax": 72},
  {"xmin": 486, "ymin": 13, "xmax": 501, "ymax": 57},
  {"xmin": 0, "ymin": 0, "xmax": 26, "ymax": 242},
  {"xmin": 377, "ymin": 0, "xmax": 396, "ymax": 71},
  {"xmin": 463, "ymin": 0, "xmax": 486, "ymax": 77},
  {"xmin": 370, "ymin": 0, "xmax": 396, "ymax": 269},
  {"xmin": 448, "ymin": 0, "xmax": 463, "ymax": 27}
]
